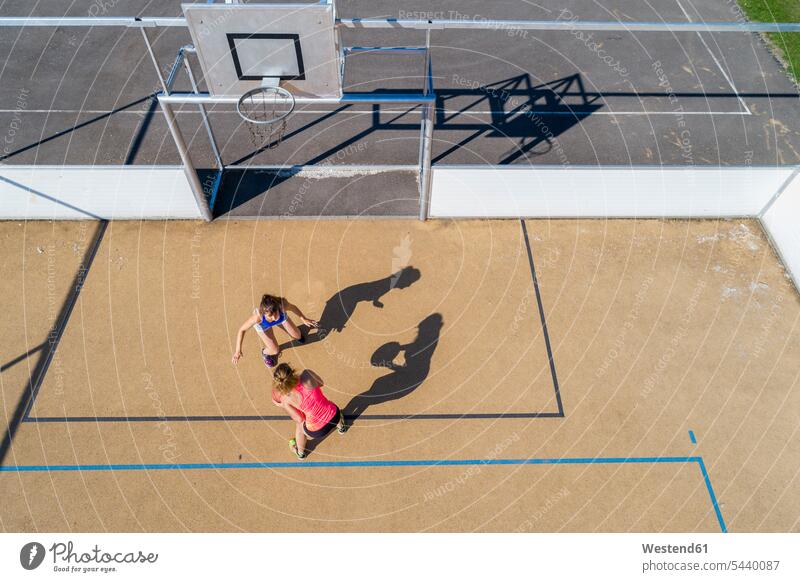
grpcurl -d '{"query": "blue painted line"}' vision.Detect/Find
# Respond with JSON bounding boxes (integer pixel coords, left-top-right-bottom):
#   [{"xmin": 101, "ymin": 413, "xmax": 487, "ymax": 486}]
[
  {"xmin": 1, "ymin": 455, "xmax": 726, "ymax": 532},
  {"xmin": 696, "ymin": 457, "xmax": 727, "ymax": 533},
  {"xmin": 689, "ymin": 430, "xmax": 697, "ymax": 444},
  {"xmin": 0, "ymin": 456, "xmax": 700, "ymax": 473}
]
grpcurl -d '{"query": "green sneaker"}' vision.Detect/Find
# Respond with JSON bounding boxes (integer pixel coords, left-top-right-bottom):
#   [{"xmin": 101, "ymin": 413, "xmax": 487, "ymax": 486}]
[{"xmin": 288, "ymin": 438, "xmax": 306, "ymax": 460}]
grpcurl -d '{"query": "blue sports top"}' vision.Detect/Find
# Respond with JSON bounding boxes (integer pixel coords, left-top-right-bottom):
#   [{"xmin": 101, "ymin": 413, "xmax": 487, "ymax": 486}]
[{"xmin": 258, "ymin": 310, "xmax": 286, "ymax": 331}]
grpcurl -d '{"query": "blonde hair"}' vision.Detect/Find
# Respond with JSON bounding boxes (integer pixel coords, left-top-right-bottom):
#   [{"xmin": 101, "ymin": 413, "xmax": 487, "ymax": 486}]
[{"xmin": 272, "ymin": 363, "xmax": 298, "ymax": 395}]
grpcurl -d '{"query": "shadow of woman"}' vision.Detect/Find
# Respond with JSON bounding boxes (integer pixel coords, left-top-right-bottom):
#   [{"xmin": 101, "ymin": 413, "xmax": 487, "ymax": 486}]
[
  {"xmin": 281, "ymin": 266, "xmax": 421, "ymax": 350},
  {"xmin": 342, "ymin": 313, "xmax": 443, "ymax": 424}
]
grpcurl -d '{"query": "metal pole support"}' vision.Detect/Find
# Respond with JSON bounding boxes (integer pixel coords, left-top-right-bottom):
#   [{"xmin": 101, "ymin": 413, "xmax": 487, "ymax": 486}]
[
  {"xmin": 419, "ymin": 36, "xmax": 435, "ymax": 221},
  {"xmin": 418, "ymin": 101, "xmax": 435, "ymax": 221},
  {"xmin": 182, "ymin": 52, "xmax": 224, "ymax": 170},
  {"xmin": 140, "ymin": 27, "xmax": 167, "ymax": 95},
  {"xmin": 159, "ymin": 99, "xmax": 213, "ymax": 222}
]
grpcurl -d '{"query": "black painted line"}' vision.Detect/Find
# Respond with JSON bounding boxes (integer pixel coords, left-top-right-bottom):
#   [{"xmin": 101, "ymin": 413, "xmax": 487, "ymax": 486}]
[
  {"xmin": 24, "ymin": 411, "xmax": 564, "ymax": 423},
  {"xmin": 0, "ymin": 221, "xmax": 107, "ymax": 465},
  {"xmin": 521, "ymin": 220, "xmax": 564, "ymax": 417},
  {"xmin": 22, "ymin": 222, "xmax": 564, "ymax": 426},
  {"xmin": 14, "ymin": 99, "xmax": 154, "ymax": 431},
  {"xmin": 21, "ymin": 221, "xmax": 108, "ymax": 421}
]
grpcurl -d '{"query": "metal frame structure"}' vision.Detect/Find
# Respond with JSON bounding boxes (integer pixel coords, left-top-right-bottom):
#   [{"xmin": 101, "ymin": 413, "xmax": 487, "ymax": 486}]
[
  {"xmin": 3, "ymin": 14, "xmax": 800, "ymax": 221},
  {"xmin": 152, "ymin": 35, "xmax": 436, "ymax": 221},
  {"xmin": 3, "ymin": 17, "xmax": 800, "ymax": 32}
]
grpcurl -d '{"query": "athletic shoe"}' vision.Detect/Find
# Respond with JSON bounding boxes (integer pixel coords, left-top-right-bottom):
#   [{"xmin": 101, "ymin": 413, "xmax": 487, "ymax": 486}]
[
  {"xmin": 337, "ymin": 413, "xmax": 348, "ymax": 434},
  {"xmin": 262, "ymin": 350, "xmax": 277, "ymax": 368},
  {"xmin": 289, "ymin": 438, "xmax": 306, "ymax": 460}
]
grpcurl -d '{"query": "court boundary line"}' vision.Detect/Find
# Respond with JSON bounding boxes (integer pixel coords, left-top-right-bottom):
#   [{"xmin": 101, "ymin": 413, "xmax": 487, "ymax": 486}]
[
  {"xmin": 22, "ymin": 220, "xmax": 563, "ymax": 423},
  {"xmin": 0, "ymin": 220, "xmax": 107, "ymax": 465},
  {"xmin": 522, "ymin": 219, "xmax": 564, "ymax": 416},
  {"xmin": 674, "ymin": 0, "xmax": 751, "ymax": 115},
  {"xmin": 23, "ymin": 412, "xmax": 564, "ymax": 423},
  {"xmin": 0, "ymin": 454, "xmax": 726, "ymax": 532},
  {"xmin": 21, "ymin": 222, "xmax": 107, "ymax": 420}
]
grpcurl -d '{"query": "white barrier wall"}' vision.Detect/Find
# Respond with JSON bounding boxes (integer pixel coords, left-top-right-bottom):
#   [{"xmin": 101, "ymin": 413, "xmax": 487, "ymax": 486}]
[
  {"xmin": 0, "ymin": 166, "xmax": 202, "ymax": 220},
  {"xmin": 761, "ymin": 170, "xmax": 800, "ymax": 293},
  {"xmin": 430, "ymin": 166, "xmax": 795, "ymax": 218},
  {"xmin": 429, "ymin": 164, "xmax": 800, "ymax": 293},
  {"xmin": 1, "ymin": 163, "xmax": 797, "ymax": 292}
]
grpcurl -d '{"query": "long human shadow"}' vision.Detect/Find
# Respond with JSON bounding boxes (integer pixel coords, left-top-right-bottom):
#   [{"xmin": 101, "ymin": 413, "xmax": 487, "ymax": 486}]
[
  {"xmin": 342, "ymin": 313, "xmax": 443, "ymax": 425},
  {"xmin": 280, "ymin": 266, "xmax": 421, "ymax": 351}
]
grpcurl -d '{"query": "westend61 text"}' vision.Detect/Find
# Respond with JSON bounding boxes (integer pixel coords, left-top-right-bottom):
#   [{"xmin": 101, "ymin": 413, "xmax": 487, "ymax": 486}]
[{"xmin": 643, "ymin": 543, "xmax": 708, "ymax": 554}]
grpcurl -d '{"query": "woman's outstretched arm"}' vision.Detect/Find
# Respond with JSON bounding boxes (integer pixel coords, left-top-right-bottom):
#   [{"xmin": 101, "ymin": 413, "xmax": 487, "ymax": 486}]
[{"xmin": 232, "ymin": 314, "xmax": 259, "ymax": 364}]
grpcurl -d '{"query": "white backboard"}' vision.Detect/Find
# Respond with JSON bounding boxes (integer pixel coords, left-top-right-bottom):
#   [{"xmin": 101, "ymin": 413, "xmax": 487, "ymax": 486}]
[{"xmin": 183, "ymin": 2, "xmax": 342, "ymax": 98}]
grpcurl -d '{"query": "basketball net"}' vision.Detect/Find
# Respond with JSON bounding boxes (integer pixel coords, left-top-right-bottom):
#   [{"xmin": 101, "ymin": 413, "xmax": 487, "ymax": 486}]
[{"xmin": 237, "ymin": 82, "xmax": 296, "ymax": 150}]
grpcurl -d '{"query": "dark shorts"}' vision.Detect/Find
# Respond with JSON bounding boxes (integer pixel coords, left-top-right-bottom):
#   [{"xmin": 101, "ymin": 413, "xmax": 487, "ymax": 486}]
[{"xmin": 304, "ymin": 408, "xmax": 341, "ymax": 439}]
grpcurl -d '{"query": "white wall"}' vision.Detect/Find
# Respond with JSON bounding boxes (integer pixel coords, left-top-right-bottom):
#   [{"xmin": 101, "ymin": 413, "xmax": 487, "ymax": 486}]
[
  {"xmin": 430, "ymin": 166, "xmax": 794, "ymax": 218},
  {"xmin": 0, "ymin": 166, "xmax": 202, "ymax": 220},
  {"xmin": 1, "ymin": 163, "xmax": 797, "ymax": 293},
  {"xmin": 761, "ymin": 169, "xmax": 800, "ymax": 293},
  {"xmin": 429, "ymin": 164, "xmax": 800, "ymax": 293}
]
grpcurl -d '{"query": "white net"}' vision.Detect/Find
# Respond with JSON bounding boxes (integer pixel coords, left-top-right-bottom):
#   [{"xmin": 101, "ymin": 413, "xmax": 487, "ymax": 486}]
[{"xmin": 237, "ymin": 86, "xmax": 296, "ymax": 150}]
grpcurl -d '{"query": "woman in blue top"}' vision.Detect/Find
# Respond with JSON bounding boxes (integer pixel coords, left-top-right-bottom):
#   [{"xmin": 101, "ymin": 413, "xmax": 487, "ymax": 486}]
[{"xmin": 232, "ymin": 294, "xmax": 318, "ymax": 368}]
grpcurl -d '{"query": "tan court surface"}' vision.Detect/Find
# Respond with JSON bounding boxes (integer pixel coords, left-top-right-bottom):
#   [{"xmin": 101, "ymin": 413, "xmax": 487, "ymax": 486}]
[{"xmin": 1, "ymin": 218, "xmax": 798, "ymax": 532}]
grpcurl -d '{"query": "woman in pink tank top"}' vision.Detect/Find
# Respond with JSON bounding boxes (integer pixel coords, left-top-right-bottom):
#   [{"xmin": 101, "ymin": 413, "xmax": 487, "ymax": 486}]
[{"xmin": 272, "ymin": 363, "xmax": 347, "ymax": 459}]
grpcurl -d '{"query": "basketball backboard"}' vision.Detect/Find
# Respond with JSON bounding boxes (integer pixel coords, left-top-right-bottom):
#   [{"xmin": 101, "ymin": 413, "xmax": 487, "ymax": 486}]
[{"xmin": 183, "ymin": 2, "xmax": 342, "ymax": 99}]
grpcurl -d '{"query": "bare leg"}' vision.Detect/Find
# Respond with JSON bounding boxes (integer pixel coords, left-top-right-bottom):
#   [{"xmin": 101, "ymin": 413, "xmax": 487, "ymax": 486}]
[
  {"xmin": 295, "ymin": 423, "xmax": 308, "ymax": 455},
  {"xmin": 257, "ymin": 327, "xmax": 280, "ymax": 356},
  {"xmin": 281, "ymin": 317, "xmax": 302, "ymax": 341}
]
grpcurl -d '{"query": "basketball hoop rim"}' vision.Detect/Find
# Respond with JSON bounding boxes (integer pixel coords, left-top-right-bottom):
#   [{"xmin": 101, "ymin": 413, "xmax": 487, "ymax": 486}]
[{"xmin": 236, "ymin": 86, "xmax": 296, "ymax": 125}]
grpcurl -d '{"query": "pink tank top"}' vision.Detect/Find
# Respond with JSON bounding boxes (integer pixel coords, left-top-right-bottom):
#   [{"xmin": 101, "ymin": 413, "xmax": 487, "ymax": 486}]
[{"xmin": 295, "ymin": 381, "xmax": 337, "ymax": 431}]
